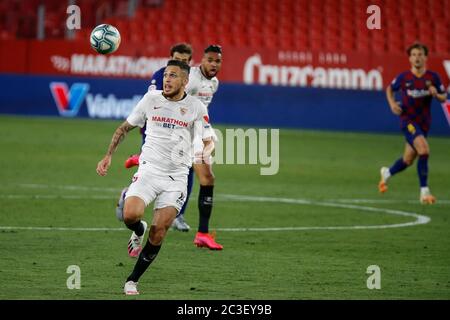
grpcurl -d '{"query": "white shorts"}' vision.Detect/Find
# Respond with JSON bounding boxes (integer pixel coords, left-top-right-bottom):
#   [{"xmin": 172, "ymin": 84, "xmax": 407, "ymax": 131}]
[{"xmin": 125, "ymin": 164, "xmax": 187, "ymax": 213}]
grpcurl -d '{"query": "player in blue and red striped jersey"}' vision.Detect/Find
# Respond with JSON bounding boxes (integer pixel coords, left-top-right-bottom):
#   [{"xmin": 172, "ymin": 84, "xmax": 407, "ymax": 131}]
[{"xmin": 380, "ymin": 43, "xmax": 447, "ymax": 204}]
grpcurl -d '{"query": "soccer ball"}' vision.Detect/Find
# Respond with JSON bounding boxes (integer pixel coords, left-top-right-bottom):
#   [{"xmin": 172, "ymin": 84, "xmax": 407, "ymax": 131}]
[{"xmin": 90, "ymin": 24, "xmax": 121, "ymax": 54}]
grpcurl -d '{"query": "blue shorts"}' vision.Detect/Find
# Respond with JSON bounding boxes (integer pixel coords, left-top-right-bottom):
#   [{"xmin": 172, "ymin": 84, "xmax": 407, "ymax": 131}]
[{"xmin": 402, "ymin": 123, "xmax": 428, "ymax": 148}]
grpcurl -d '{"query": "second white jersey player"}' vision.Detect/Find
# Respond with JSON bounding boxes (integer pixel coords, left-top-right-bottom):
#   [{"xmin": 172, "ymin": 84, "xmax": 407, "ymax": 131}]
[
  {"xmin": 186, "ymin": 66, "xmax": 219, "ymax": 108},
  {"xmin": 187, "ymin": 64, "xmax": 220, "ymax": 152}
]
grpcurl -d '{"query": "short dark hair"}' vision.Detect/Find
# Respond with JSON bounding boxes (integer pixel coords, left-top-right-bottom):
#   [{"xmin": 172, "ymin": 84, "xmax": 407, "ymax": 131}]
[
  {"xmin": 204, "ymin": 44, "xmax": 222, "ymax": 54},
  {"xmin": 166, "ymin": 59, "xmax": 190, "ymax": 75},
  {"xmin": 170, "ymin": 43, "xmax": 193, "ymax": 58},
  {"xmin": 407, "ymin": 42, "xmax": 429, "ymax": 56}
]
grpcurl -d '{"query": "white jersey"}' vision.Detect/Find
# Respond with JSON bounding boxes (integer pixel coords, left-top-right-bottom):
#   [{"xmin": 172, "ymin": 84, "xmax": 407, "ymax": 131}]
[
  {"xmin": 186, "ymin": 66, "xmax": 219, "ymax": 108},
  {"xmin": 126, "ymin": 91, "xmax": 213, "ymax": 177}
]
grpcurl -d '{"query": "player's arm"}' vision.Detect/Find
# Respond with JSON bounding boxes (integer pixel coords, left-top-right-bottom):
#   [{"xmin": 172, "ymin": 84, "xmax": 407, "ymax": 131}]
[
  {"xmin": 97, "ymin": 92, "xmax": 149, "ymax": 175},
  {"xmin": 193, "ymin": 102, "xmax": 216, "ymax": 164},
  {"xmin": 386, "ymin": 86, "xmax": 402, "ymax": 115},
  {"xmin": 428, "ymin": 74, "xmax": 447, "ymax": 102},
  {"xmin": 386, "ymin": 75, "xmax": 403, "ymax": 115},
  {"xmin": 96, "ymin": 121, "xmax": 136, "ymax": 176},
  {"xmin": 430, "ymin": 88, "xmax": 447, "ymax": 102},
  {"xmin": 202, "ymin": 137, "xmax": 215, "ymax": 160}
]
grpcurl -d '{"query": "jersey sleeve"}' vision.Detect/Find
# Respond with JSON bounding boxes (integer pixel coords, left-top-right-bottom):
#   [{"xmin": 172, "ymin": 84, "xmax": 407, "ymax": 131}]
[
  {"xmin": 126, "ymin": 93, "xmax": 151, "ymax": 128},
  {"xmin": 195, "ymin": 101, "xmax": 215, "ymax": 141},
  {"xmin": 432, "ymin": 72, "xmax": 446, "ymax": 94},
  {"xmin": 390, "ymin": 73, "xmax": 404, "ymax": 91},
  {"xmin": 148, "ymin": 67, "xmax": 165, "ymax": 91},
  {"xmin": 214, "ymin": 78, "xmax": 220, "ymax": 93}
]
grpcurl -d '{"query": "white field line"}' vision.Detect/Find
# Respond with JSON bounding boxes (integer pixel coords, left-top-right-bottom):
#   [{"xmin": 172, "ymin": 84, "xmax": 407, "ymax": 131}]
[
  {"xmin": 0, "ymin": 184, "xmax": 433, "ymax": 232},
  {"xmin": 329, "ymin": 199, "xmax": 450, "ymax": 205},
  {"xmin": 17, "ymin": 183, "xmax": 120, "ymax": 193},
  {"xmin": 12, "ymin": 183, "xmax": 450, "ymax": 204},
  {"xmin": 1, "ymin": 193, "xmax": 449, "ymax": 205},
  {"xmin": 0, "ymin": 194, "xmax": 113, "ymax": 200}
]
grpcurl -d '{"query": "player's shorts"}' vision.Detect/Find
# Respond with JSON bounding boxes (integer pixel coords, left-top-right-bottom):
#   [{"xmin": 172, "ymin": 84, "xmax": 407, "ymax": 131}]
[
  {"xmin": 125, "ymin": 162, "xmax": 187, "ymax": 214},
  {"xmin": 402, "ymin": 122, "xmax": 428, "ymax": 148}
]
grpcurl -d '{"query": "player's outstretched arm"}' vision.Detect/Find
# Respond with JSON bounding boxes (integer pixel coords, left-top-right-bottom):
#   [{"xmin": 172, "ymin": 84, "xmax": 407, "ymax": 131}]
[
  {"xmin": 96, "ymin": 121, "xmax": 136, "ymax": 176},
  {"xmin": 386, "ymin": 86, "xmax": 403, "ymax": 115}
]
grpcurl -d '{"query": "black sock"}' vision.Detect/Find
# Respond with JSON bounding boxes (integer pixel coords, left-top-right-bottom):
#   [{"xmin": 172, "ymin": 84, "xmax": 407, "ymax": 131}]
[
  {"xmin": 198, "ymin": 185, "xmax": 214, "ymax": 233},
  {"xmin": 125, "ymin": 221, "xmax": 145, "ymax": 237},
  {"xmin": 126, "ymin": 240, "xmax": 161, "ymax": 283}
]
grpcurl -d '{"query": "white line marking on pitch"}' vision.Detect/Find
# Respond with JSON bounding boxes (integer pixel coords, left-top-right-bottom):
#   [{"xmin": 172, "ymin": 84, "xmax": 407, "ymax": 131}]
[
  {"xmin": 2, "ymin": 193, "xmax": 449, "ymax": 205},
  {"xmin": 17, "ymin": 183, "xmax": 120, "ymax": 193},
  {"xmin": 0, "ymin": 184, "xmax": 432, "ymax": 232},
  {"xmin": 0, "ymin": 194, "xmax": 113, "ymax": 200},
  {"xmin": 329, "ymin": 198, "xmax": 450, "ymax": 205},
  {"xmin": 218, "ymin": 194, "xmax": 430, "ymax": 230},
  {"xmin": 10, "ymin": 183, "xmax": 450, "ymax": 204}
]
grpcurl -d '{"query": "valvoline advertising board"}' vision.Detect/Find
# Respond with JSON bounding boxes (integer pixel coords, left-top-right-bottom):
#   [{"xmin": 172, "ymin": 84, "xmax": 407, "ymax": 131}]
[{"xmin": 0, "ymin": 74, "xmax": 148, "ymax": 119}]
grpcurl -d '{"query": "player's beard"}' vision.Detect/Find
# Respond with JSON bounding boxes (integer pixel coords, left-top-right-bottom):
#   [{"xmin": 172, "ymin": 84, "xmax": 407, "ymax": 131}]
[
  {"xmin": 207, "ymin": 68, "xmax": 218, "ymax": 78},
  {"xmin": 201, "ymin": 65, "xmax": 217, "ymax": 79}
]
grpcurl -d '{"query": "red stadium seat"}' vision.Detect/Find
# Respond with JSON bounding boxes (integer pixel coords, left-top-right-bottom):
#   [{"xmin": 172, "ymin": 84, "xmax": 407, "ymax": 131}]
[
  {"xmin": 0, "ymin": 29, "xmax": 14, "ymax": 40},
  {"xmin": 341, "ymin": 38, "xmax": 354, "ymax": 51},
  {"xmin": 0, "ymin": 0, "xmax": 448, "ymax": 55},
  {"xmin": 324, "ymin": 38, "xmax": 340, "ymax": 51},
  {"xmin": 356, "ymin": 41, "xmax": 370, "ymax": 53}
]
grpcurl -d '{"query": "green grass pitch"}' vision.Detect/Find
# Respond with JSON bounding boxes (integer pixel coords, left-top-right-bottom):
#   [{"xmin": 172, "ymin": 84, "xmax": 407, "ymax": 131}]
[{"xmin": 0, "ymin": 115, "xmax": 449, "ymax": 299}]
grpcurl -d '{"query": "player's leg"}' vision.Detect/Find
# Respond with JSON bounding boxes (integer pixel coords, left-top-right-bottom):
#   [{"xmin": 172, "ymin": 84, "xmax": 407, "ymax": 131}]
[
  {"xmin": 379, "ymin": 142, "xmax": 417, "ymax": 193},
  {"xmin": 124, "ymin": 206, "xmax": 178, "ymax": 295},
  {"xmin": 123, "ymin": 170, "xmax": 157, "ymax": 257},
  {"xmin": 123, "ymin": 196, "xmax": 148, "ymax": 257},
  {"xmin": 115, "ymin": 187, "xmax": 128, "ymax": 221},
  {"xmin": 379, "ymin": 124, "xmax": 420, "ymax": 193},
  {"xmin": 171, "ymin": 167, "xmax": 194, "ymax": 232},
  {"xmin": 413, "ymin": 135, "xmax": 435, "ymax": 204},
  {"xmin": 193, "ymin": 163, "xmax": 223, "ymax": 250},
  {"xmin": 118, "ymin": 126, "xmax": 147, "ymax": 220},
  {"xmin": 124, "ymin": 182, "xmax": 185, "ymax": 295},
  {"xmin": 194, "ymin": 162, "xmax": 215, "ymax": 233}
]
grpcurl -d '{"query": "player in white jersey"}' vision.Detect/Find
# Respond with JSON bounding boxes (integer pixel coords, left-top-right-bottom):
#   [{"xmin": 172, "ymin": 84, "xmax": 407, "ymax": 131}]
[
  {"xmin": 119, "ymin": 43, "xmax": 194, "ymax": 236},
  {"xmin": 96, "ymin": 60, "xmax": 214, "ymax": 295},
  {"xmin": 186, "ymin": 63, "xmax": 219, "ymax": 108},
  {"xmin": 184, "ymin": 45, "xmax": 223, "ymax": 250},
  {"xmin": 118, "ymin": 45, "xmax": 224, "ymax": 249}
]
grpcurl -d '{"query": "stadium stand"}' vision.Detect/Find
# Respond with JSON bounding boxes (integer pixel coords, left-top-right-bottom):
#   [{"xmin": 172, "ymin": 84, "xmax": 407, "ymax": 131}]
[{"xmin": 0, "ymin": 0, "xmax": 449, "ymax": 54}]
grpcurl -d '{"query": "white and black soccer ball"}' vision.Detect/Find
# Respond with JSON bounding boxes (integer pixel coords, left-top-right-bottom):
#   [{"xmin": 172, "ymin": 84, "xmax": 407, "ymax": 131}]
[{"xmin": 90, "ymin": 24, "xmax": 121, "ymax": 54}]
